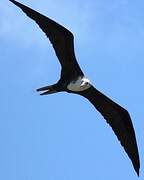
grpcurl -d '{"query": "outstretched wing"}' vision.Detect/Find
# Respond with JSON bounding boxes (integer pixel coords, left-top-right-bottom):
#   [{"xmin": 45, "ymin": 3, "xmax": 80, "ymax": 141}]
[
  {"xmin": 76, "ymin": 86, "xmax": 140, "ymax": 176},
  {"xmin": 10, "ymin": 0, "xmax": 83, "ymax": 78}
]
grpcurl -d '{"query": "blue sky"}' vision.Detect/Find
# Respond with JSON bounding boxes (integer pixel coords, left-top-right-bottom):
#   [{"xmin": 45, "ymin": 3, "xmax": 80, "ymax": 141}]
[{"xmin": 0, "ymin": 0, "xmax": 144, "ymax": 179}]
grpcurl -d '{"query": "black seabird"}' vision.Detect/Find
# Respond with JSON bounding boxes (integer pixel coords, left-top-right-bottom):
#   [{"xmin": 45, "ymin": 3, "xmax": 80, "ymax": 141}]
[{"xmin": 10, "ymin": 0, "xmax": 140, "ymax": 176}]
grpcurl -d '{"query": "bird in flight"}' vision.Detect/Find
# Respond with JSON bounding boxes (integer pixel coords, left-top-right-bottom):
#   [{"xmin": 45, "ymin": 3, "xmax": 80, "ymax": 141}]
[{"xmin": 10, "ymin": 0, "xmax": 140, "ymax": 176}]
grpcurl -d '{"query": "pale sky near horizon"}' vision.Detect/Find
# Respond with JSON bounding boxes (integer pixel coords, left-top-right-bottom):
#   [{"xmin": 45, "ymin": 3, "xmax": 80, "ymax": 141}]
[{"xmin": 0, "ymin": 0, "xmax": 144, "ymax": 179}]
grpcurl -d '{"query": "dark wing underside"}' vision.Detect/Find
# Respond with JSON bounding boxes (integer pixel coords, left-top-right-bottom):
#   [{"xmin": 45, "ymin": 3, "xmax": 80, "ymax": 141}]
[
  {"xmin": 10, "ymin": 0, "xmax": 83, "ymax": 78},
  {"xmin": 76, "ymin": 86, "xmax": 140, "ymax": 176},
  {"xmin": 10, "ymin": 0, "xmax": 140, "ymax": 175}
]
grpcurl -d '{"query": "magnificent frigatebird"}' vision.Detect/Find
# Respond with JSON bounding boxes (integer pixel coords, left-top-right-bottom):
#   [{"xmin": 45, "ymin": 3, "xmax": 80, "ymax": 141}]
[{"xmin": 10, "ymin": 0, "xmax": 140, "ymax": 176}]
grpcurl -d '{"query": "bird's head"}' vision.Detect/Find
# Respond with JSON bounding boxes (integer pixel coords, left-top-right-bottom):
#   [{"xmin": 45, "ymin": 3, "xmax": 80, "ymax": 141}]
[{"xmin": 81, "ymin": 77, "xmax": 91, "ymax": 87}]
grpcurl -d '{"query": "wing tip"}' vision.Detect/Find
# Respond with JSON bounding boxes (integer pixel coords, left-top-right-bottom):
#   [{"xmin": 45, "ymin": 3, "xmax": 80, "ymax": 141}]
[
  {"xmin": 9, "ymin": 0, "xmax": 15, "ymax": 3},
  {"xmin": 9, "ymin": 0, "xmax": 24, "ymax": 7},
  {"xmin": 9, "ymin": 0, "xmax": 20, "ymax": 7},
  {"xmin": 134, "ymin": 160, "xmax": 140, "ymax": 177},
  {"xmin": 135, "ymin": 166, "xmax": 140, "ymax": 177}
]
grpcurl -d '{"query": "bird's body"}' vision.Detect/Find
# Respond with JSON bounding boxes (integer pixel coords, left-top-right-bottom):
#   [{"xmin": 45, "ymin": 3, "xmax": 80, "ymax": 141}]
[
  {"xmin": 67, "ymin": 76, "xmax": 91, "ymax": 92},
  {"xmin": 10, "ymin": 0, "xmax": 140, "ymax": 176}
]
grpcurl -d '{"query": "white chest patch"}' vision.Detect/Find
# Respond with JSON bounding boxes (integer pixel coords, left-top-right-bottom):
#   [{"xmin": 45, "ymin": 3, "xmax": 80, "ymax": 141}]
[{"xmin": 67, "ymin": 76, "xmax": 91, "ymax": 92}]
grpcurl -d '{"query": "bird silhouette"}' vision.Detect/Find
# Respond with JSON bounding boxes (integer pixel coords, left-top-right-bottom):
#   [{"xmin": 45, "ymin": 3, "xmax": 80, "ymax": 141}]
[{"xmin": 10, "ymin": 0, "xmax": 140, "ymax": 176}]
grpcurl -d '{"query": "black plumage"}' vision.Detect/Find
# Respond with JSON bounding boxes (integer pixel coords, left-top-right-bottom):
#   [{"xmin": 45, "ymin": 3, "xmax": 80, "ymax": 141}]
[{"xmin": 10, "ymin": 0, "xmax": 140, "ymax": 176}]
